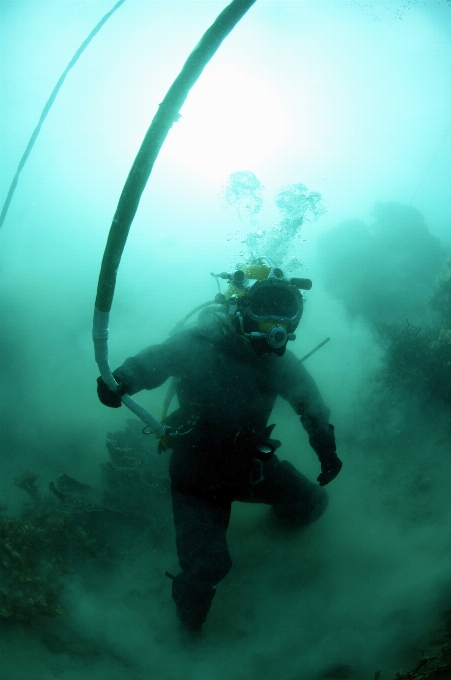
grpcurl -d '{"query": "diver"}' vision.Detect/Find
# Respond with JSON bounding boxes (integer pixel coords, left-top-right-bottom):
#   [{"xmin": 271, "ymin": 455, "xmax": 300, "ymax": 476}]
[{"xmin": 96, "ymin": 259, "xmax": 342, "ymax": 634}]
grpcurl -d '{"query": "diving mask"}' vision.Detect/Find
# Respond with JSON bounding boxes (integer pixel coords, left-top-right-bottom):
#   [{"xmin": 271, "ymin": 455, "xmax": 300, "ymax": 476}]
[
  {"xmin": 236, "ymin": 277, "xmax": 304, "ymax": 354},
  {"xmin": 214, "ymin": 259, "xmax": 311, "ymax": 355}
]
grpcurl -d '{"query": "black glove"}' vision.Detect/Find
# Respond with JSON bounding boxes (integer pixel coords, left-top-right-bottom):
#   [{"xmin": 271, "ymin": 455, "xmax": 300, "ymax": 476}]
[
  {"xmin": 317, "ymin": 453, "xmax": 342, "ymax": 486},
  {"xmin": 96, "ymin": 375, "xmax": 130, "ymax": 408},
  {"xmin": 308, "ymin": 423, "xmax": 341, "ymax": 486}
]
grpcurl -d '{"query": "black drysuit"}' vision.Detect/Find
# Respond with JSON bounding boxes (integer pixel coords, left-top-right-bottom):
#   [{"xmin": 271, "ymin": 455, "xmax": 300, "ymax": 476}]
[{"xmin": 113, "ymin": 314, "xmax": 336, "ymax": 630}]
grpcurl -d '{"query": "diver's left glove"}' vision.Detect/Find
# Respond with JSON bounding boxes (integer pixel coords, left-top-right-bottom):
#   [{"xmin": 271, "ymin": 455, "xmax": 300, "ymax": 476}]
[
  {"xmin": 96, "ymin": 374, "xmax": 131, "ymax": 408},
  {"xmin": 317, "ymin": 452, "xmax": 342, "ymax": 486},
  {"xmin": 309, "ymin": 423, "xmax": 342, "ymax": 486}
]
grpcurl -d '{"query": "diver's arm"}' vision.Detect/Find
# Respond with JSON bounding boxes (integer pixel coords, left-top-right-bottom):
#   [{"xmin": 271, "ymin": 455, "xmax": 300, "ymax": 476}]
[
  {"xmin": 113, "ymin": 333, "xmax": 185, "ymax": 396},
  {"xmin": 277, "ymin": 352, "xmax": 342, "ymax": 485}
]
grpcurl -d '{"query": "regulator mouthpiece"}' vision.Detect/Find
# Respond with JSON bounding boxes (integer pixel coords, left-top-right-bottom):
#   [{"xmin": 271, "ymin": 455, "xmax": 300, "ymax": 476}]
[
  {"xmin": 246, "ymin": 323, "xmax": 296, "ymax": 348},
  {"xmin": 266, "ymin": 324, "xmax": 289, "ymax": 348}
]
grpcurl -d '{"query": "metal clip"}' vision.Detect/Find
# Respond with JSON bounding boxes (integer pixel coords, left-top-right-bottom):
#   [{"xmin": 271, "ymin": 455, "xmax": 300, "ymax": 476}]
[{"xmin": 175, "ymin": 413, "xmax": 200, "ymax": 436}]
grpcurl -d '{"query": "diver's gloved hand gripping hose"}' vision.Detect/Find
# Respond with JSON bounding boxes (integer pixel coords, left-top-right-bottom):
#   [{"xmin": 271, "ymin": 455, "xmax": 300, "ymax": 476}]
[{"xmin": 92, "ymin": 0, "xmax": 257, "ymax": 438}]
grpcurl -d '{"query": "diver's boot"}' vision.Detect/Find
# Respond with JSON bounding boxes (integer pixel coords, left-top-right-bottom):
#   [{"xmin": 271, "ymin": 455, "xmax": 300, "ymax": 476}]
[{"xmin": 171, "ymin": 573, "xmax": 217, "ymax": 634}]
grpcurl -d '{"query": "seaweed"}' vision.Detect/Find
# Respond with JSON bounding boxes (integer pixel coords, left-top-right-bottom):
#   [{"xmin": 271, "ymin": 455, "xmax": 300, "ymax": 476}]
[
  {"xmin": 429, "ymin": 255, "xmax": 451, "ymax": 327},
  {"xmin": 384, "ymin": 611, "xmax": 451, "ymax": 679},
  {"xmin": 0, "ymin": 420, "xmax": 172, "ymax": 623},
  {"xmin": 0, "ymin": 474, "xmax": 87, "ymax": 621},
  {"xmin": 375, "ymin": 254, "xmax": 451, "ymax": 410},
  {"xmin": 376, "ymin": 320, "xmax": 451, "ymax": 409}
]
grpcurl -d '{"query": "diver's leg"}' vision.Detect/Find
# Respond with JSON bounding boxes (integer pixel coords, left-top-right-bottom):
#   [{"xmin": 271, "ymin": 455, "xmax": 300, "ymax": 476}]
[
  {"xmin": 170, "ymin": 485, "xmax": 232, "ymax": 631},
  {"xmin": 245, "ymin": 456, "xmax": 329, "ymax": 527}
]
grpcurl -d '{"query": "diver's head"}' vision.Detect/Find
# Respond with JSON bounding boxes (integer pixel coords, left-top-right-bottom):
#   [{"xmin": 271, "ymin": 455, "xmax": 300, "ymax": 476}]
[{"xmin": 218, "ymin": 260, "xmax": 309, "ymax": 356}]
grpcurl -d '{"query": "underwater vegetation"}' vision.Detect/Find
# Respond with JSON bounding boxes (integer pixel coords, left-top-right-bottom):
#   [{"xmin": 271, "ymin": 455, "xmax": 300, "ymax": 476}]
[
  {"xmin": 0, "ymin": 422, "xmax": 171, "ymax": 623},
  {"xmin": 375, "ymin": 254, "xmax": 451, "ymax": 411},
  {"xmin": 429, "ymin": 255, "xmax": 451, "ymax": 328},
  {"xmin": 376, "ymin": 319, "xmax": 451, "ymax": 410},
  {"xmin": 385, "ymin": 616, "xmax": 451, "ymax": 679},
  {"xmin": 1, "ymin": 472, "xmax": 65, "ymax": 621}
]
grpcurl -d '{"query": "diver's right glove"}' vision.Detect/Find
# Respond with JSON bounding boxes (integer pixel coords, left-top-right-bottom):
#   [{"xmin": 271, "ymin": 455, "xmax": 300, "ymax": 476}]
[{"xmin": 96, "ymin": 374, "xmax": 131, "ymax": 408}]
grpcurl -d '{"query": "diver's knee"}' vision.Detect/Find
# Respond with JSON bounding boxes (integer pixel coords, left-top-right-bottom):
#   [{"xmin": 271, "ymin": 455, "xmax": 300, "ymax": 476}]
[
  {"xmin": 306, "ymin": 485, "xmax": 329, "ymax": 523},
  {"xmin": 273, "ymin": 485, "xmax": 329, "ymax": 528}
]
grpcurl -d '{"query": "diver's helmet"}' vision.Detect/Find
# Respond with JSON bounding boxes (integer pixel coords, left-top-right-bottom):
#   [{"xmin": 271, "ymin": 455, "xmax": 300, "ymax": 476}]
[{"xmin": 216, "ymin": 258, "xmax": 311, "ymax": 356}]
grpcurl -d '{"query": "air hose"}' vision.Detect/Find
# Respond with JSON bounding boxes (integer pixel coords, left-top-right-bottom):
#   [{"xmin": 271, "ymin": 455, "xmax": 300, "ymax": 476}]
[
  {"xmin": 0, "ymin": 0, "xmax": 127, "ymax": 230},
  {"xmin": 93, "ymin": 0, "xmax": 257, "ymax": 439}
]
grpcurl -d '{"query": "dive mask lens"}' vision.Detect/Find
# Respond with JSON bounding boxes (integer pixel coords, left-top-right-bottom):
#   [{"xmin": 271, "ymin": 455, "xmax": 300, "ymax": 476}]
[{"xmin": 248, "ymin": 283, "xmax": 299, "ymax": 324}]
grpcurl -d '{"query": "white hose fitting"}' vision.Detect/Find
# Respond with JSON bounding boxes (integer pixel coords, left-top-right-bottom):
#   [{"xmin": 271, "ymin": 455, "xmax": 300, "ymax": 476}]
[{"xmin": 93, "ymin": 307, "xmax": 166, "ymax": 437}]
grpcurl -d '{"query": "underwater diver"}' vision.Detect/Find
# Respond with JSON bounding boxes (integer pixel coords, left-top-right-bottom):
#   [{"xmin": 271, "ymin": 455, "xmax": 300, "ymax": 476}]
[{"xmin": 96, "ymin": 259, "xmax": 342, "ymax": 634}]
